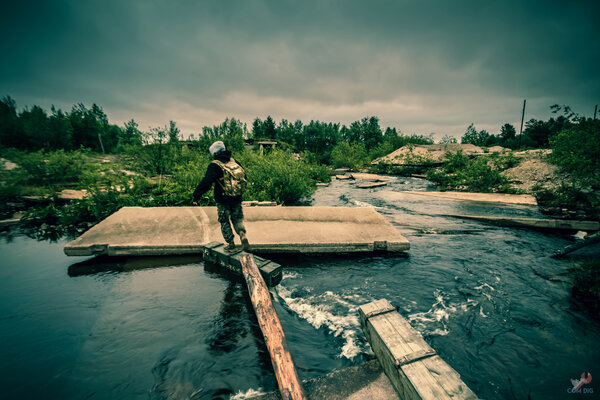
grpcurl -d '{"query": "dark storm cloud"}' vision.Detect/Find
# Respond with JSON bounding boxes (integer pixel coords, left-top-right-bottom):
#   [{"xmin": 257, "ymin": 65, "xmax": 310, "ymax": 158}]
[{"xmin": 1, "ymin": 0, "xmax": 598, "ymax": 137}]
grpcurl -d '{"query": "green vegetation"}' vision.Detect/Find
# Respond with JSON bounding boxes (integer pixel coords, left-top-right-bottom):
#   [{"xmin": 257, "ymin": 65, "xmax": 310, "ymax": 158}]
[
  {"xmin": 426, "ymin": 150, "xmax": 517, "ymax": 193},
  {"xmin": 460, "ymin": 105, "xmax": 576, "ymax": 150},
  {"xmin": 1, "ymin": 96, "xmax": 599, "ymax": 234},
  {"xmin": 540, "ymin": 112, "xmax": 600, "ymax": 220},
  {"xmin": 0, "ymin": 123, "xmax": 333, "ymax": 230},
  {"xmin": 331, "ymin": 142, "xmax": 369, "ymax": 170}
]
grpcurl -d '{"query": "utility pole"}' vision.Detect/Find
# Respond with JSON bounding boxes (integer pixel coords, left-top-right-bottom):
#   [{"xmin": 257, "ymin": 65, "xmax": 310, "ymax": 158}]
[
  {"xmin": 594, "ymin": 104, "xmax": 598, "ymax": 120},
  {"xmin": 519, "ymin": 99, "xmax": 526, "ymax": 148}
]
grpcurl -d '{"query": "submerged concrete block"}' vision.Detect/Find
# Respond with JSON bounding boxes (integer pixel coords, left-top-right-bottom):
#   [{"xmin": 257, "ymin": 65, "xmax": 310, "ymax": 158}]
[
  {"xmin": 64, "ymin": 206, "xmax": 410, "ymax": 256},
  {"xmin": 202, "ymin": 242, "xmax": 282, "ymax": 287}
]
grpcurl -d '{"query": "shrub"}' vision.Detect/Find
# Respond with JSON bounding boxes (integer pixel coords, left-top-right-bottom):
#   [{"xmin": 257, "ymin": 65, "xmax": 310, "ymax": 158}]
[
  {"xmin": 426, "ymin": 150, "xmax": 512, "ymax": 192},
  {"xmin": 10, "ymin": 149, "xmax": 88, "ymax": 186},
  {"xmin": 535, "ymin": 183, "xmax": 600, "ymax": 220},
  {"xmin": 331, "ymin": 142, "xmax": 369, "ymax": 170},
  {"xmin": 549, "ymin": 119, "xmax": 600, "ymax": 183},
  {"xmin": 237, "ymin": 149, "xmax": 319, "ymax": 204}
]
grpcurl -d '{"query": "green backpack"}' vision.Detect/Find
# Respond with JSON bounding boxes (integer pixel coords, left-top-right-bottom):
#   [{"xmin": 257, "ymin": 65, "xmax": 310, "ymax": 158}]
[{"xmin": 212, "ymin": 159, "xmax": 247, "ymax": 197}]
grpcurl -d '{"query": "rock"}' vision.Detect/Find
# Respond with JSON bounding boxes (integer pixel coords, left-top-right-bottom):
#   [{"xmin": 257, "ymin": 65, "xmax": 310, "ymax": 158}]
[
  {"xmin": 501, "ymin": 156, "xmax": 561, "ymax": 192},
  {"xmin": 373, "ymin": 143, "xmax": 487, "ymax": 165},
  {"xmin": 58, "ymin": 189, "xmax": 88, "ymax": 200},
  {"xmin": 1, "ymin": 158, "xmax": 17, "ymax": 171},
  {"xmin": 119, "ymin": 169, "xmax": 139, "ymax": 176}
]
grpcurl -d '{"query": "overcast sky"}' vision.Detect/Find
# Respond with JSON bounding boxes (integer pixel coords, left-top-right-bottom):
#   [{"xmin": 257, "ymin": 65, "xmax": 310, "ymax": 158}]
[{"xmin": 1, "ymin": 0, "xmax": 599, "ymax": 140}]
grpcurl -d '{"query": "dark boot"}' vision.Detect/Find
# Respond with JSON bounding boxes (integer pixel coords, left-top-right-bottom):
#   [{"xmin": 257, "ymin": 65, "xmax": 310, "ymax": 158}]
[
  {"xmin": 240, "ymin": 233, "xmax": 250, "ymax": 251},
  {"xmin": 224, "ymin": 242, "xmax": 236, "ymax": 252}
]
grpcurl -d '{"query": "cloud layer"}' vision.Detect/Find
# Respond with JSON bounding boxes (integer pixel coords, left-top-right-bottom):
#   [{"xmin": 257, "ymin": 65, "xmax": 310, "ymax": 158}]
[{"xmin": 1, "ymin": 0, "xmax": 598, "ymax": 139}]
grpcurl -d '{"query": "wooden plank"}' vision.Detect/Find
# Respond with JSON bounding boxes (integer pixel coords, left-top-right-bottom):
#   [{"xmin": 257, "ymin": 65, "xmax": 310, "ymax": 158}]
[
  {"xmin": 359, "ymin": 299, "xmax": 478, "ymax": 400},
  {"xmin": 241, "ymin": 254, "xmax": 306, "ymax": 400}
]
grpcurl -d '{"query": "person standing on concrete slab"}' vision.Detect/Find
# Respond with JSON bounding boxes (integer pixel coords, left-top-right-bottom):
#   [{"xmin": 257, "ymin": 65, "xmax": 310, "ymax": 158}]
[{"xmin": 193, "ymin": 141, "xmax": 250, "ymax": 252}]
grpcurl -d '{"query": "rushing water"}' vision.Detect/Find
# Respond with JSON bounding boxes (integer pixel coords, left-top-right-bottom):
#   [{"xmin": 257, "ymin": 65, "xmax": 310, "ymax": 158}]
[{"xmin": 1, "ymin": 177, "xmax": 598, "ymax": 400}]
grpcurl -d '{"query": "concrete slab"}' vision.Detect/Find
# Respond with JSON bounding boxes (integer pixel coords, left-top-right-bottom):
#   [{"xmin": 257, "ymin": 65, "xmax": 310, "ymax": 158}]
[
  {"xmin": 357, "ymin": 182, "xmax": 388, "ymax": 189},
  {"xmin": 402, "ymin": 191, "xmax": 537, "ymax": 205},
  {"xmin": 351, "ymin": 173, "xmax": 391, "ymax": 182},
  {"xmin": 250, "ymin": 360, "xmax": 399, "ymax": 400},
  {"xmin": 64, "ymin": 206, "xmax": 410, "ymax": 256}
]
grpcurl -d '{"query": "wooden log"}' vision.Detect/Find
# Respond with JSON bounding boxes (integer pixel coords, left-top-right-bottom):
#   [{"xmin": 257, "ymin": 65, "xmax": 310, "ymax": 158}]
[
  {"xmin": 241, "ymin": 254, "xmax": 306, "ymax": 400},
  {"xmin": 553, "ymin": 232, "xmax": 600, "ymax": 258},
  {"xmin": 359, "ymin": 299, "xmax": 478, "ymax": 400}
]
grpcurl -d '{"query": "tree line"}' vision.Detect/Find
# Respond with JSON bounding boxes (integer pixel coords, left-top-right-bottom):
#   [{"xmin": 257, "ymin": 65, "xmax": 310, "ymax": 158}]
[
  {"xmin": 0, "ymin": 96, "xmax": 434, "ymax": 164},
  {"xmin": 1, "ymin": 96, "xmax": 595, "ymax": 164},
  {"xmin": 459, "ymin": 105, "xmax": 587, "ymax": 149}
]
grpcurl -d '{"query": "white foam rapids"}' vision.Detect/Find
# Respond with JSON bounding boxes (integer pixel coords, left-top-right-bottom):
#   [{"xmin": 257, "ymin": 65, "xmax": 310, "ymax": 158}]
[{"xmin": 275, "ymin": 273, "xmax": 366, "ymax": 359}]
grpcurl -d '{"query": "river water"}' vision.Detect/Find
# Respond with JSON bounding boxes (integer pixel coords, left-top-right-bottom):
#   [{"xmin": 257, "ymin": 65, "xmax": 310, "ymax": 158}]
[{"xmin": 0, "ymin": 177, "xmax": 598, "ymax": 400}]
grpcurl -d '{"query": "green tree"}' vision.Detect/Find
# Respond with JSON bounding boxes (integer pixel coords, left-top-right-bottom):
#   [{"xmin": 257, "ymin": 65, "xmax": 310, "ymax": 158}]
[
  {"xmin": 69, "ymin": 103, "xmax": 108, "ymax": 151},
  {"xmin": 500, "ymin": 123, "xmax": 516, "ymax": 141},
  {"xmin": 276, "ymin": 119, "xmax": 300, "ymax": 146},
  {"xmin": 48, "ymin": 106, "xmax": 73, "ymax": 150},
  {"xmin": 363, "ymin": 116, "xmax": 383, "ymax": 150},
  {"xmin": 119, "ymin": 119, "xmax": 143, "ymax": 149},
  {"xmin": 167, "ymin": 120, "xmax": 180, "ymax": 143},
  {"xmin": 341, "ymin": 116, "xmax": 383, "ymax": 150},
  {"xmin": 138, "ymin": 126, "xmax": 172, "ymax": 175},
  {"xmin": 550, "ymin": 118, "xmax": 600, "ymax": 182},
  {"xmin": 199, "ymin": 117, "xmax": 245, "ymax": 153},
  {"xmin": 0, "ymin": 96, "xmax": 19, "ymax": 149},
  {"xmin": 299, "ymin": 120, "xmax": 340, "ymax": 163},
  {"xmin": 263, "ymin": 116, "xmax": 276, "ymax": 140},
  {"xmin": 461, "ymin": 123, "xmax": 490, "ymax": 146},
  {"xmin": 252, "ymin": 118, "xmax": 264, "ymax": 139},
  {"xmin": 384, "ymin": 127, "xmax": 399, "ymax": 138},
  {"xmin": 439, "ymin": 134, "xmax": 457, "ymax": 144},
  {"xmin": 19, "ymin": 105, "xmax": 51, "ymax": 150}
]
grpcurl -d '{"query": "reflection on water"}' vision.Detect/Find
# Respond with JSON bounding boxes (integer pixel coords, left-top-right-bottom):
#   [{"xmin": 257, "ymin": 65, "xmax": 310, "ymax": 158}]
[{"xmin": 1, "ymin": 176, "xmax": 599, "ymax": 399}]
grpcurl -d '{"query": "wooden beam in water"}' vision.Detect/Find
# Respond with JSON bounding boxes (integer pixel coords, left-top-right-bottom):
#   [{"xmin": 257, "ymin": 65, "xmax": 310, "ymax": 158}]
[
  {"xmin": 359, "ymin": 299, "xmax": 478, "ymax": 400},
  {"xmin": 241, "ymin": 254, "xmax": 307, "ymax": 400}
]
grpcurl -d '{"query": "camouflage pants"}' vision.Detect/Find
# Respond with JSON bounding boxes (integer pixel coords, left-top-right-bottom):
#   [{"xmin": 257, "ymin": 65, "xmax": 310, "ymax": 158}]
[{"xmin": 216, "ymin": 202, "xmax": 246, "ymax": 244}]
